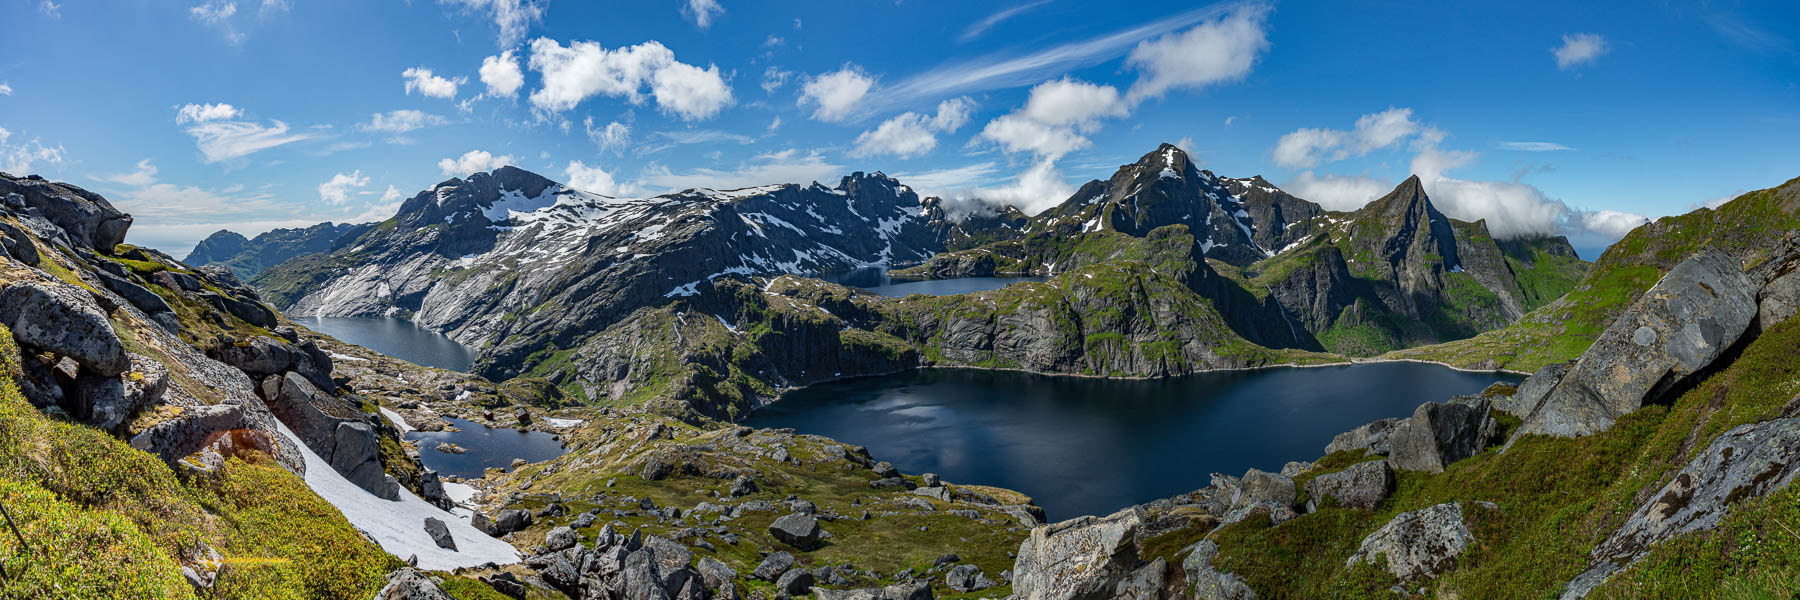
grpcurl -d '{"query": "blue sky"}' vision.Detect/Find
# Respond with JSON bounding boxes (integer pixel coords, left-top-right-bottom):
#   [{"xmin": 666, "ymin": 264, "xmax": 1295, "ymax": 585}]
[{"xmin": 1, "ymin": 0, "xmax": 1796, "ymax": 258}]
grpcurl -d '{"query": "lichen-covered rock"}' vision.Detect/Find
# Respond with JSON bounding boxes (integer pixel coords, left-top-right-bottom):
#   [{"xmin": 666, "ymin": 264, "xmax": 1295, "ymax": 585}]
[
  {"xmin": 1518, "ymin": 249, "xmax": 1757, "ymax": 437},
  {"xmin": 753, "ymin": 550, "xmax": 795, "ymax": 580},
  {"xmin": 0, "ymin": 173, "xmax": 133, "ymax": 250},
  {"xmin": 1495, "ymin": 361, "xmax": 1568, "ymax": 419},
  {"xmin": 544, "ymin": 525, "xmax": 578, "ymax": 552},
  {"xmin": 0, "ymin": 280, "xmax": 130, "ymax": 376},
  {"xmin": 1182, "ymin": 540, "xmax": 1255, "ymax": 600},
  {"xmin": 1559, "ymin": 417, "xmax": 1800, "ymax": 599},
  {"xmin": 1324, "ymin": 418, "xmax": 1402, "ymax": 456},
  {"xmin": 1347, "ymin": 502, "xmax": 1474, "ymax": 581},
  {"xmin": 1304, "ymin": 460, "xmax": 1393, "ymax": 510},
  {"xmin": 814, "ymin": 581, "xmax": 933, "ymax": 600},
  {"xmin": 1387, "ymin": 397, "xmax": 1495, "ymax": 473},
  {"xmin": 1010, "ymin": 507, "xmax": 1144, "ymax": 600},
  {"xmin": 1757, "ymin": 265, "xmax": 1800, "ymax": 331},
  {"xmin": 776, "ymin": 568, "xmax": 816, "ymax": 596},
  {"xmin": 1232, "ymin": 469, "xmax": 1296, "ymax": 510},
  {"xmin": 77, "ymin": 352, "xmax": 167, "ymax": 431}
]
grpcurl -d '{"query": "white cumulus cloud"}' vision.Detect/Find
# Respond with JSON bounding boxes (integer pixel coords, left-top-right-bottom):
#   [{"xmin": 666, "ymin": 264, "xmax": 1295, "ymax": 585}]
[
  {"xmin": 439, "ymin": 0, "xmax": 546, "ymax": 48},
  {"xmin": 564, "ymin": 160, "xmax": 635, "ymax": 196},
  {"xmin": 526, "ymin": 38, "xmax": 734, "ymax": 121},
  {"xmin": 584, "ymin": 117, "xmax": 631, "ymax": 154},
  {"xmin": 403, "ymin": 67, "xmax": 465, "ymax": 99},
  {"xmin": 0, "ymin": 127, "xmax": 65, "ymax": 176},
  {"xmin": 175, "ymin": 103, "xmax": 243, "ymax": 124},
  {"xmin": 1553, "ymin": 33, "xmax": 1609, "ymax": 70},
  {"xmin": 851, "ymin": 97, "xmax": 976, "ymax": 158},
  {"xmin": 797, "ymin": 65, "xmax": 876, "ymax": 123},
  {"xmin": 438, "ymin": 149, "xmax": 515, "ymax": 176},
  {"xmin": 1282, "ymin": 171, "xmax": 1393, "ymax": 212},
  {"xmin": 1272, "ymin": 107, "xmax": 1426, "ymax": 169},
  {"xmin": 479, "ymin": 50, "xmax": 525, "ymax": 98},
  {"xmin": 318, "ymin": 170, "xmax": 370, "ymax": 205}
]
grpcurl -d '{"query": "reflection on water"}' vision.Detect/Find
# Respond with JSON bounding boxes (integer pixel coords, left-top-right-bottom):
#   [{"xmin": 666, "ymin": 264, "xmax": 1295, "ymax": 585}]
[
  {"xmin": 406, "ymin": 418, "xmax": 567, "ymax": 479},
  {"xmin": 745, "ymin": 365, "xmax": 1522, "ymax": 520},
  {"xmin": 293, "ymin": 316, "xmax": 477, "ymax": 372}
]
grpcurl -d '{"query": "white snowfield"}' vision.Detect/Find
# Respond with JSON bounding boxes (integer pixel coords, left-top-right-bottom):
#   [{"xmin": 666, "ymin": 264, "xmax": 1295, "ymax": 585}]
[
  {"xmin": 273, "ymin": 420, "xmax": 520, "ymax": 570},
  {"xmin": 544, "ymin": 417, "xmax": 584, "ymax": 428},
  {"xmin": 379, "ymin": 407, "xmax": 415, "ymax": 433}
]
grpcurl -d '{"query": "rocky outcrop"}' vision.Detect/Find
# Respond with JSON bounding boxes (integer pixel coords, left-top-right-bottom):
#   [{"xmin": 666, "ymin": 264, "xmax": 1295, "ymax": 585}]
[
  {"xmin": 1495, "ymin": 362, "xmax": 1568, "ymax": 419},
  {"xmin": 1304, "ymin": 460, "xmax": 1393, "ymax": 511},
  {"xmin": 814, "ymin": 581, "xmax": 933, "ymax": 600},
  {"xmin": 262, "ymin": 371, "xmax": 397, "ymax": 498},
  {"xmin": 1559, "ymin": 417, "xmax": 1800, "ymax": 599},
  {"xmin": 520, "ymin": 526, "xmax": 717, "ymax": 600},
  {"xmin": 1387, "ymin": 396, "xmax": 1497, "ymax": 473},
  {"xmin": 1029, "ymin": 144, "xmax": 1273, "ymax": 265},
  {"xmin": 1517, "ymin": 249, "xmax": 1758, "ymax": 437},
  {"xmin": 0, "ymin": 280, "xmax": 131, "ymax": 376},
  {"xmin": 1010, "ymin": 507, "xmax": 1145, "ymax": 600},
  {"xmin": 1231, "ymin": 469, "xmax": 1296, "ymax": 511},
  {"xmin": 1347, "ymin": 502, "xmax": 1475, "ymax": 582},
  {"xmin": 1181, "ymin": 540, "xmax": 1255, "ymax": 600},
  {"xmin": 76, "ymin": 352, "xmax": 167, "ymax": 431},
  {"xmin": 0, "ymin": 173, "xmax": 132, "ymax": 250}
]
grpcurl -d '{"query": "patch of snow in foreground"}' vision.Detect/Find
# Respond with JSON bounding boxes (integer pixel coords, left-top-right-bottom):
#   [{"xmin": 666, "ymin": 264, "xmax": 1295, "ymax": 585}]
[
  {"xmin": 442, "ymin": 482, "xmax": 479, "ymax": 505},
  {"xmin": 379, "ymin": 407, "xmax": 414, "ymax": 434},
  {"xmin": 273, "ymin": 420, "xmax": 520, "ymax": 570},
  {"xmin": 544, "ymin": 417, "xmax": 584, "ymax": 428}
]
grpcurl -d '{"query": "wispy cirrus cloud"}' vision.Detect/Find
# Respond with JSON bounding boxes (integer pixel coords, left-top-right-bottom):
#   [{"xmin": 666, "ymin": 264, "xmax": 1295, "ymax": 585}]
[
  {"xmin": 960, "ymin": 0, "xmax": 1052, "ymax": 42},
  {"xmin": 1497, "ymin": 141, "xmax": 1574, "ymax": 152}
]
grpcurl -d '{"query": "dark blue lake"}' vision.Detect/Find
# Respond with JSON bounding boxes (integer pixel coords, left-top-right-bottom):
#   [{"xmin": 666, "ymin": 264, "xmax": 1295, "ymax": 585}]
[
  {"xmin": 293, "ymin": 316, "xmax": 477, "ymax": 372},
  {"xmin": 406, "ymin": 418, "xmax": 567, "ymax": 479},
  {"xmin": 745, "ymin": 364, "xmax": 1521, "ymax": 520},
  {"xmin": 819, "ymin": 266, "xmax": 1048, "ymax": 297}
]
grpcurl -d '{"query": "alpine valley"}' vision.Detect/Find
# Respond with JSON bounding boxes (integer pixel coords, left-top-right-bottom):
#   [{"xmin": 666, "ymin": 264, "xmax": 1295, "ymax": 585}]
[{"xmin": 6, "ymin": 141, "xmax": 1800, "ymax": 600}]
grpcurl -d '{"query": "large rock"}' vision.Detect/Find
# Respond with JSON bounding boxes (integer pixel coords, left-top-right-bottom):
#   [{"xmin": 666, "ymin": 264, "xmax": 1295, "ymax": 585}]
[
  {"xmin": 945, "ymin": 564, "xmax": 995, "ymax": 592},
  {"xmin": 1559, "ymin": 417, "xmax": 1800, "ymax": 599},
  {"xmin": 1495, "ymin": 362, "xmax": 1568, "ymax": 419},
  {"xmin": 1347, "ymin": 502, "xmax": 1474, "ymax": 582},
  {"xmin": 76, "ymin": 352, "xmax": 167, "ymax": 431},
  {"xmin": 1758, "ymin": 264, "xmax": 1800, "ymax": 331},
  {"xmin": 1182, "ymin": 540, "xmax": 1255, "ymax": 600},
  {"xmin": 1303, "ymin": 460, "xmax": 1393, "ymax": 511},
  {"xmin": 128, "ymin": 404, "xmax": 245, "ymax": 464},
  {"xmin": 263, "ymin": 371, "xmax": 396, "ymax": 498},
  {"xmin": 1010, "ymin": 507, "xmax": 1144, "ymax": 600},
  {"xmin": 423, "ymin": 517, "xmax": 455, "ymax": 551},
  {"xmin": 374, "ymin": 567, "xmax": 454, "ymax": 600},
  {"xmin": 331, "ymin": 421, "xmax": 398, "ymax": 499},
  {"xmin": 814, "ymin": 581, "xmax": 933, "ymax": 600},
  {"xmin": 0, "ymin": 280, "xmax": 130, "ymax": 376},
  {"xmin": 544, "ymin": 525, "xmax": 578, "ymax": 552},
  {"xmin": 199, "ymin": 290, "xmax": 278, "ymax": 329},
  {"xmin": 1387, "ymin": 397, "xmax": 1496, "ymax": 473},
  {"xmin": 696, "ymin": 556, "xmax": 737, "ymax": 590},
  {"xmin": 92, "ymin": 269, "xmax": 175, "ymax": 326},
  {"xmin": 775, "ymin": 568, "xmax": 816, "ymax": 596},
  {"xmin": 769, "ymin": 513, "xmax": 823, "ymax": 550},
  {"xmin": 1518, "ymin": 249, "xmax": 1758, "ymax": 437},
  {"xmin": 752, "ymin": 551, "xmax": 796, "ymax": 580},
  {"xmin": 1324, "ymin": 418, "xmax": 1402, "ymax": 456},
  {"xmin": 1232, "ymin": 469, "xmax": 1296, "ymax": 510}
]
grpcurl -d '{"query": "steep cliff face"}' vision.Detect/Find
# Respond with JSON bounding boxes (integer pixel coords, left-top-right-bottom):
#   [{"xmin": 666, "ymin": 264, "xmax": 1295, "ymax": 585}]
[{"xmin": 184, "ymin": 222, "xmax": 372, "ymax": 279}]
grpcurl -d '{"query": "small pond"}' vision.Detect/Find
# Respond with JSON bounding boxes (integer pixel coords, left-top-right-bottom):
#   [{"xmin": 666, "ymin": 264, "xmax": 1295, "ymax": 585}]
[
  {"xmin": 293, "ymin": 316, "xmax": 477, "ymax": 372},
  {"xmin": 406, "ymin": 418, "xmax": 567, "ymax": 478},
  {"xmin": 818, "ymin": 266, "xmax": 1048, "ymax": 297},
  {"xmin": 744, "ymin": 364, "xmax": 1521, "ymax": 521}
]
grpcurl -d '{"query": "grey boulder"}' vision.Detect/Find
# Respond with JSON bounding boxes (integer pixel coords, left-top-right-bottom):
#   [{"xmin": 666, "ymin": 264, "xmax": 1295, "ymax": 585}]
[
  {"xmin": 1347, "ymin": 502, "xmax": 1474, "ymax": 581},
  {"xmin": 753, "ymin": 551, "xmax": 795, "ymax": 580},
  {"xmin": 1304, "ymin": 460, "xmax": 1394, "ymax": 511},
  {"xmin": 1387, "ymin": 397, "xmax": 1496, "ymax": 473},
  {"xmin": 1010, "ymin": 507, "xmax": 1144, "ymax": 600},
  {"xmin": 769, "ymin": 513, "xmax": 823, "ymax": 550},
  {"xmin": 1232, "ymin": 469, "xmax": 1296, "ymax": 510},
  {"xmin": 423, "ymin": 517, "xmax": 455, "ymax": 551},
  {"xmin": 1182, "ymin": 540, "xmax": 1255, "ymax": 600},
  {"xmin": 814, "ymin": 581, "xmax": 933, "ymax": 600},
  {"xmin": 374, "ymin": 567, "xmax": 453, "ymax": 600},
  {"xmin": 1518, "ymin": 249, "xmax": 1757, "ymax": 437},
  {"xmin": 0, "ymin": 280, "xmax": 130, "ymax": 376},
  {"xmin": 1324, "ymin": 418, "xmax": 1402, "ymax": 456}
]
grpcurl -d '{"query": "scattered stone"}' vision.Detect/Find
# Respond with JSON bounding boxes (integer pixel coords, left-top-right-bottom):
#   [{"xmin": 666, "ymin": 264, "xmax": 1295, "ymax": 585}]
[
  {"xmin": 422, "ymin": 518, "xmax": 455, "ymax": 551},
  {"xmin": 912, "ymin": 486, "xmax": 951, "ymax": 502},
  {"xmin": 872, "ymin": 461, "xmax": 899, "ymax": 478},
  {"xmin": 729, "ymin": 475, "xmax": 758, "ymax": 497},
  {"xmin": 945, "ymin": 564, "xmax": 995, "ymax": 592},
  {"xmin": 776, "ymin": 568, "xmax": 816, "ymax": 596},
  {"xmin": 753, "ymin": 551, "xmax": 796, "ymax": 580},
  {"xmin": 697, "ymin": 557, "xmax": 737, "ymax": 590},
  {"xmin": 813, "ymin": 581, "xmax": 933, "ymax": 600},
  {"xmin": 922, "ymin": 473, "xmax": 941, "ymax": 487},
  {"xmin": 544, "ymin": 526, "xmax": 578, "ymax": 552},
  {"xmin": 1232, "ymin": 469, "xmax": 1296, "ymax": 510},
  {"xmin": 375, "ymin": 567, "xmax": 453, "ymax": 599}
]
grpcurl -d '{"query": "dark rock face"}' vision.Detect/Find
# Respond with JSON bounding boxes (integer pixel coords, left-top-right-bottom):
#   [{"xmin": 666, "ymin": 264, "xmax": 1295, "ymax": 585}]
[
  {"xmin": 944, "ymin": 563, "xmax": 995, "ymax": 592},
  {"xmin": 1304, "ymin": 459, "xmax": 1394, "ymax": 510},
  {"xmin": 775, "ymin": 568, "xmax": 816, "ymax": 596},
  {"xmin": 1348, "ymin": 502, "xmax": 1475, "ymax": 582},
  {"xmin": 1517, "ymin": 249, "xmax": 1758, "ymax": 438},
  {"xmin": 769, "ymin": 513, "xmax": 823, "ymax": 550},
  {"xmin": 0, "ymin": 280, "xmax": 131, "ymax": 376},
  {"xmin": 1560, "ymin": 417, "xmax": 1800, "ymax": 599},
  {"xmin": 1387, "ymin": 396, "xmax": 1497, "ymax": 473},
  {"xmin": 0, "ymin": 173, "xmax": 133, "ymax": 250}
]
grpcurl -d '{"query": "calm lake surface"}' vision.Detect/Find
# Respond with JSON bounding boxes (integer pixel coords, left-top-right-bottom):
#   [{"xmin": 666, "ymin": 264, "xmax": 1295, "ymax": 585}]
[
  {"xmin": 745, "ymin": 364, "xmax": 1522, "ymax": 520},
  {"xmin": 819, "ymin": 266, "xmax": 1048, "ymax": 297},
  {"xmin": 407, "ymin": 418, "xmax": 567, "ymax": 478},
  {"xmin": 293, "ymin": 316, "xmax": 477, "ymax": 372}
]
